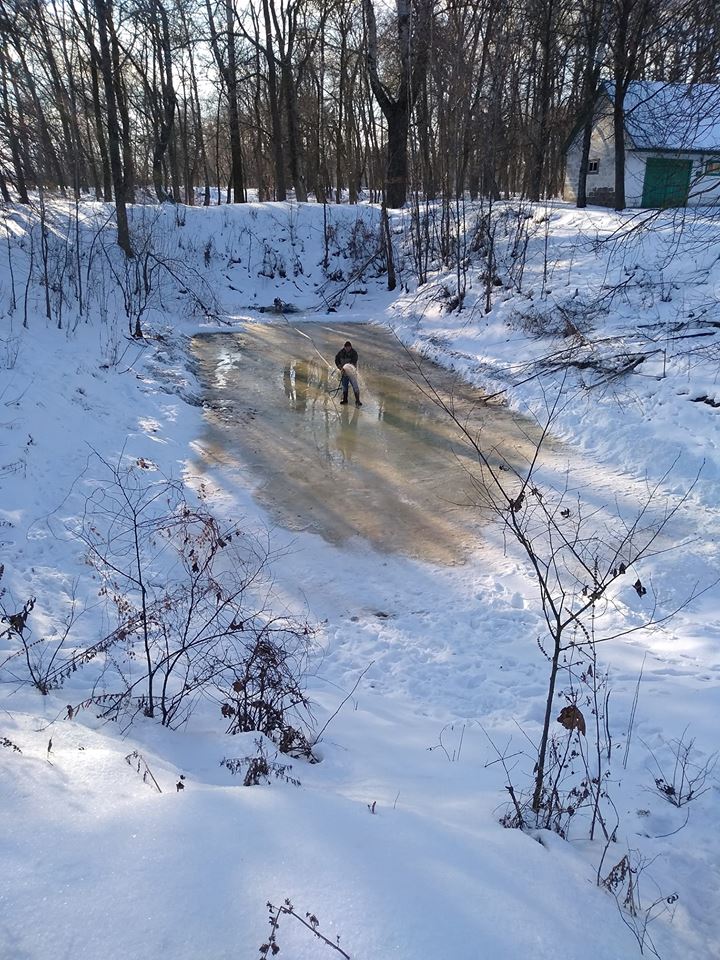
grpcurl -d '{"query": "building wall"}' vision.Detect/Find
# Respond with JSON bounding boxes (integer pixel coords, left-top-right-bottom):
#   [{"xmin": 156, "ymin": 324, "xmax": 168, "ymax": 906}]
[
  {"xmin": 563, "ymin": 107, "xmax": 720, "ymax": 208},
  {"xmin": 624, "ymin": 152, "xmax": 645, "ymax": 206},
  {"xmin": 625, "ymin": 152, "xmax": 720, "ymax": 206},
  {"xmin": 688, "ymin": 158, "xmax": 720, "ymax": 205},
  {"xmin": 563, "ymin": 111, "xmax": 617, "ymax": 206}
]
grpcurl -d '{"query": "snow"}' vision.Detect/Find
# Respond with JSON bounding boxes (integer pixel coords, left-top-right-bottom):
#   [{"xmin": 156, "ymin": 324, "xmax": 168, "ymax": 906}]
[
  {"xmin": 1, "ymin": 197, "xmax": 719, "ymax": 959},
  {"xmin": 602, "ymin": 80, "xmax": 720, "ymax": 152}
]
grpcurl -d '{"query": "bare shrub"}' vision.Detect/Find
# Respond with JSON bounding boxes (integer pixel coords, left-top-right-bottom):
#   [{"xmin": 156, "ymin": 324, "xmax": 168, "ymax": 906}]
[
  {"xmin": 599, "ymin": 849, "xmax": 678, "ymax": 958},
  {"xmin": 220, "ymin": 631, "xmax": 315, "ymax": 758},
  {"xmin": 411, "ymin": 355, "xmax": 705, "ymax": 835},
  {"xmin": 221, "ymin": 737, "xmax": 301, "ymax": 787},
  {"xmin": 0, "ymin": 336, "xmax": 20, "ymax": 369},
  {"xmin": 70, "ymin": 453, "xmax": 316, "ymax": 740},
  {"xmin": 260, "ymin": 899, "xmax": 350, "ymax": 959},
  {"xmin": 644, "ymin": 728, "xmax": 717, "ymax": 808},
  {"xmin": 96, "ymin": 209, "xmax": 220, "ymax": 338},
  {"xmin": 0, "ymin": 560, "xmax": 85, "ymax": 695},
  {"xmin": 124, "ymin": 750, "xmax": 162, "ymax": 792}
]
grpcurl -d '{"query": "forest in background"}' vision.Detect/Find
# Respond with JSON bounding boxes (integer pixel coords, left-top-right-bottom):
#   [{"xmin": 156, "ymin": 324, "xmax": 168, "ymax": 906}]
[{"xmin": 1, "ymin": 0, "xmax": 719, "ymax": 241}]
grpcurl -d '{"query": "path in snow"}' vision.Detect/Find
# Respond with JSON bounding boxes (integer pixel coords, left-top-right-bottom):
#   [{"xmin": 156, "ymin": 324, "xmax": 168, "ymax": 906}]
[
  {"xmin": 190, "ymin": 321, "xmax": 547, "ymax": 564},
  {"xmin": 187, "ymin": 316, "xmax": 720, "ymax": 738}
]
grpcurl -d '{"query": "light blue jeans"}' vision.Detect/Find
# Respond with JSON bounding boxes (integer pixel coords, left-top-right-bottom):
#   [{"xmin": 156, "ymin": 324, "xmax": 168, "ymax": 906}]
[{"xmin": 341, "ymin": 365, "xmax": 360, "ymax": 402}]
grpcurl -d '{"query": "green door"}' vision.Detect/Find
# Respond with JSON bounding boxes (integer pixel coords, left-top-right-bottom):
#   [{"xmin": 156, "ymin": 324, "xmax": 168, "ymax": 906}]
[{"xmin": 641, "ymin": 158, "xmax": 692, "ymax": 208}]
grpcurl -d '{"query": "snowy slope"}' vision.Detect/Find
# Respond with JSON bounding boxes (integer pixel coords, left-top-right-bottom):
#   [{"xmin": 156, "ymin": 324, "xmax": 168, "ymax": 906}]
[{"xmin": 1, "ymin": 198, "xmax": 718, "ymax": 960}]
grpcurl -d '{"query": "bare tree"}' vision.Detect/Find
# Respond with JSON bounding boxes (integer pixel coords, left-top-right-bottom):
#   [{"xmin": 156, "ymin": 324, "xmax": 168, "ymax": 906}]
[
  {"xmin": 363, "ymin": 0, "xmax": 433, "ymax": 208},
  {"xmin": 92, "ymin": 0, "xmax": 134, "ymax": 254},
  {"xmin": 73, "ymin": 454, "xmax": 315, "ymax": 734},
  {"xmin": 408, "ymin": 356, "xmax": 704, "ymax": 824},
  {"xmin": 206, "ymin": 0, "xmax": 247, "ymax": 202}
]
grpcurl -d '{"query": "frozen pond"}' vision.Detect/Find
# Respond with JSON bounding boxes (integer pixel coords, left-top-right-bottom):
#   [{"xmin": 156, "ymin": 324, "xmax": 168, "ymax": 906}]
[{"xmin": 192, "ymin": 322, "xmax": 542, "ymax": 564}]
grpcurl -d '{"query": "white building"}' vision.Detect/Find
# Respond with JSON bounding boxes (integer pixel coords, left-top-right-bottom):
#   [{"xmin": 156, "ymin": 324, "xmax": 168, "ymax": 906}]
[{"xmin": 564, "ymin": 81, "xmax": 720, "ymax": 208}]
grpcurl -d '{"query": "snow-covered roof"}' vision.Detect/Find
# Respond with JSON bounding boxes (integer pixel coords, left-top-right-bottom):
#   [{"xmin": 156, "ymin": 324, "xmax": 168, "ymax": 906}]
[{"xmin": 602, "ymin": 81, "xmax": 720, "ymax": 153}]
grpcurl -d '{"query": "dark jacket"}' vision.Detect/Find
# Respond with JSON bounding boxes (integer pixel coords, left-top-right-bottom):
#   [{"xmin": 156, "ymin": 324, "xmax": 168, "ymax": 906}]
[{"xmin": 335, "ymin": 345, "xmax": 358, "ymax": 369}]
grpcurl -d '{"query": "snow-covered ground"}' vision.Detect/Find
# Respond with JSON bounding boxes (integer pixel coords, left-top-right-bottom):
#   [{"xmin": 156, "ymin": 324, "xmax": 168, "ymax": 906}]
[{"xmin": 1, "ymin": 198, "xmax": 718, "ymax": 959}]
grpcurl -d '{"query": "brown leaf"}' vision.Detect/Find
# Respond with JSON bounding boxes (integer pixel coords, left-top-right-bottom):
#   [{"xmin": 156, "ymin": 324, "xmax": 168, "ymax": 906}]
[{"xmin": 557, "ymin": 705, "xmax": 586, "ymax": 736}]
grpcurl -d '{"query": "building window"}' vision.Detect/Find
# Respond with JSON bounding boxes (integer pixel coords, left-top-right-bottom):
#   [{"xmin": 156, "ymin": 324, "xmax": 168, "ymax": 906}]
[
  {"xmin": 588, "ymin": 159, "xmax": 600, "ymax": 174},
  {"xmin": 705, "ymin": 159, "xmax": 720, "ymax": 176}
]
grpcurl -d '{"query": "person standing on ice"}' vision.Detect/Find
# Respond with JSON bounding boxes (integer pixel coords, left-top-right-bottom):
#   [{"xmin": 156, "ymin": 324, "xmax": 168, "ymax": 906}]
[{"xmin": 334, "ymin": 340, "xmax": 362, "ymax": 406}]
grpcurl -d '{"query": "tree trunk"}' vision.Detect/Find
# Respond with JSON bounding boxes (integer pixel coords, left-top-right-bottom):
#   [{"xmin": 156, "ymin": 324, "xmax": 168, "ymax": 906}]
[
  {"xmin": 206, "ymin": 0, "xmax": 246, "ymax": 203},
  {"xmin": 532, "ymin": 632, "xmax": 562, "ymax": 814},
  {"xmin": 281, "ymin": 59, "xmax": 307, "ymax": 201},
  {"xmin": 15, "ymin": 45, "xmax": 66, "ymax": 192},
  {"xmin": 182, "ymin": 7, "xmax": 211, "ymax": 206},
  {"xmin": 109, "ymin": 24, "xmax": 135, "ymax": 202},
  {"xmin": 386, "ymin": 103, "xmax": 409, "ymax": 209},
  {"xmin": 0, "ymin": 54, "xmax": 30, "ymax": 203},
  {"xmin": 577, "ymin": 117, "xmax": 593, "ymax": 207},
  {"xmin": 226, "ymin": 0, "xmax": 246, "ymax": 202},
  {"xmin": 576, "ymin": 0, "xmax": 605, "ymax": 208},
  {"xmin": 261, "ymin": 0, "xmax": 287, "ymax": 199},
  {"xmin": 59, "ymin": 23, "xmax": 91, "ymax": 195},
  {"xmin": 82, "ymin": 0, "xmax": 113, "ymax": 200},
  {"xmin": 345, "ymin": 62, "xmax": 361, "ymax": 204},
  {"xmin": 611, "ymin": 0, "xmax": 654, "ymax": 212},
  {"xmin": 334, "ymin": 28, "xmax": 347, "ymax": 203},
  {"xmin": 362, "ymin": 0, "xmax": 433, "ymax": 209},
  {"xmin": 150, "ymin": 0, "xmax": 178, "ymax": 202},
  {"xmin": 416, "ymin": 80, "xmax": 435, "ymax": 200},
  {"xmin": 251, "ymin": 47, "xmax": 270, "ymax": 200},
  {"xmin": 94, "ymin": 0, "xmax": 133, "ymax": 256},
  {"xmin": 34, "ymin": 0, "xmax": 81, "ymax": 194},
  {"xmin": 613, "ymin": 89, "xmax": 626, "ymax": 210},
  {"xmin": 527, "ymin": 1, "xmax": 556, "ymax": 202}
]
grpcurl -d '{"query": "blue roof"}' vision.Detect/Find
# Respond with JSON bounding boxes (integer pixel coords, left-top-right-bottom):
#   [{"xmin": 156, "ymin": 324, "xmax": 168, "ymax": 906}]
[{"xmin": 601, "ymin": 81, "xmax": 720, "ymax": 152}]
